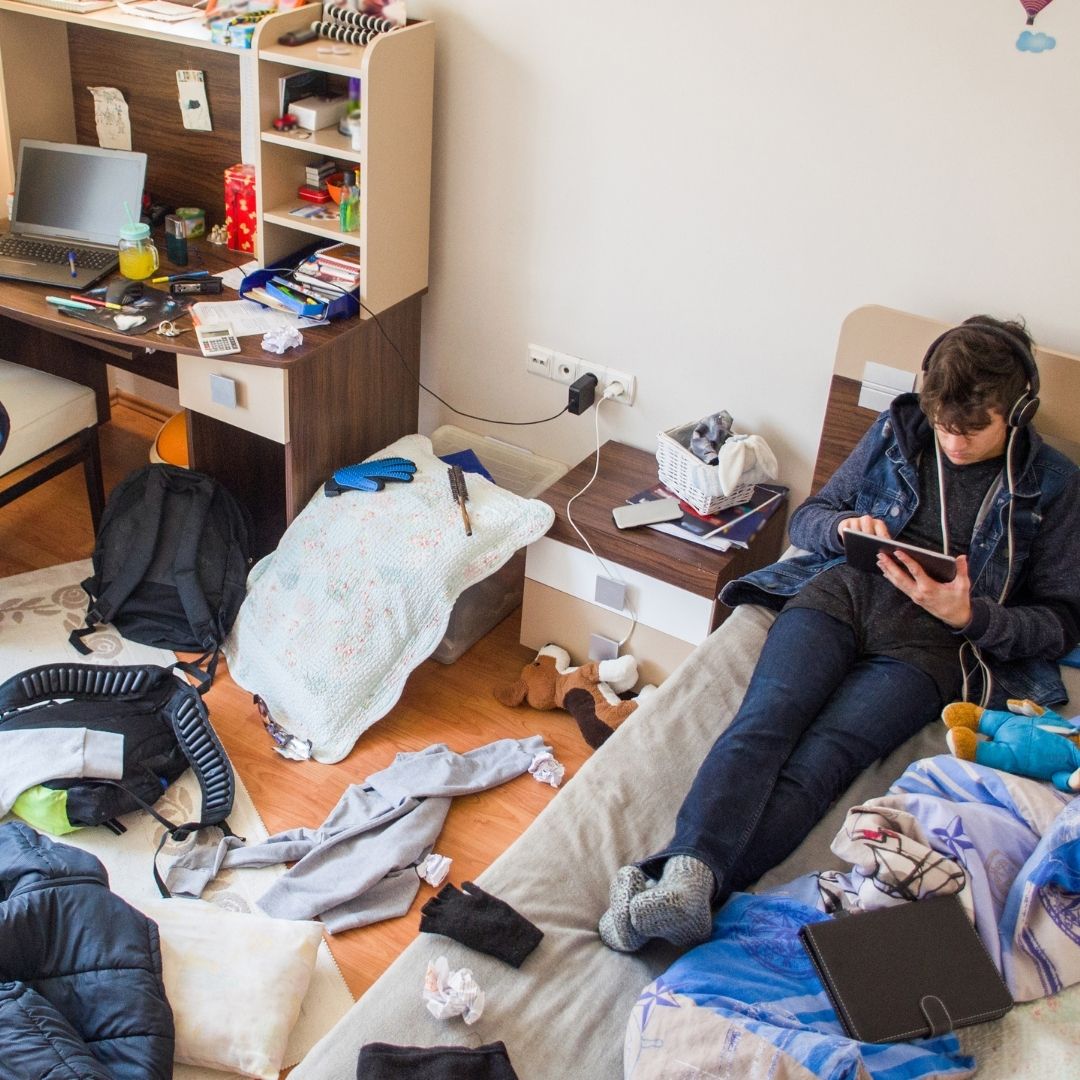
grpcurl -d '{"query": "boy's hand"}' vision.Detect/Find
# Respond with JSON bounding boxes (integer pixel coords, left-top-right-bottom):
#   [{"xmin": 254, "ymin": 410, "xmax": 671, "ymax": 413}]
[
  {"xmin": 877, "ymin": 550, "xmax": 972, "ymax": 629},
  {"xmin": 837, "ymin": 515, "xmax": 890, "ymax": 540}
]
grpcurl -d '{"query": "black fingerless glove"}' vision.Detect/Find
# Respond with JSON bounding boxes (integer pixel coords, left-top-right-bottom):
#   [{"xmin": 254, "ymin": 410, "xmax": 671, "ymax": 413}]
[{"xmin": 419, "ymin": 881, "xmax": 543, "ymax": 968}]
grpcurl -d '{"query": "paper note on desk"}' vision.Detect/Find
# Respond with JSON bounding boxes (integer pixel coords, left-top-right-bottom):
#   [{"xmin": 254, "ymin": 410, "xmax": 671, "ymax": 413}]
[{"xmin": 191, "ymin": 299, "xmax": 325, "ymax": 337}]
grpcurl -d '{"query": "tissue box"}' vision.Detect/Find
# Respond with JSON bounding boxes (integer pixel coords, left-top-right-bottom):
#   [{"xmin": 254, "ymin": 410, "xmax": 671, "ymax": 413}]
[
  {"xmin": 224, "ymin": 163, "xmax": 256, "ymax": 255},
  {"xmin": 290, "ymin": 95, "xmax": 349, "ymax": 132}
]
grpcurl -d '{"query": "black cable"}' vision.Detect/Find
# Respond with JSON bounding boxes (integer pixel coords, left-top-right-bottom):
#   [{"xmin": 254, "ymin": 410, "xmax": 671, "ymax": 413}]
[{"xmin": 357, "ymin": 298, "xmax": 569, "ymax": 426}]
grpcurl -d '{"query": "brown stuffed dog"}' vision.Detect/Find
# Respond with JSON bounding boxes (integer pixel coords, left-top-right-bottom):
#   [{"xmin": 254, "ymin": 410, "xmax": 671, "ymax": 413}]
[{"xmin": 495, "ymin": 644, "xmax": 640, "ymax": 749}]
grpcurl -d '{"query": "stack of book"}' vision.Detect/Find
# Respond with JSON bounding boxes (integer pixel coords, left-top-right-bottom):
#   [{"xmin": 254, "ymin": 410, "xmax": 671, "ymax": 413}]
[
  {"xmin": 626, "ymin": 482, "xmax": 788, "ymax": 552},
  {"xmin": 292, "ymin": 245, "xmax": 362, "ymax": 300},
  {"xmin": 305, "ymin": 158, "xmax": 337, "ymax": 189}
]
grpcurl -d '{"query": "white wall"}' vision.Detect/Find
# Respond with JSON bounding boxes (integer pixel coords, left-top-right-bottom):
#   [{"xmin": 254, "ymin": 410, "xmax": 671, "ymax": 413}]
[{"xmin": 408, "ymin": 0, "xmax": 1080, "ymax": 507}]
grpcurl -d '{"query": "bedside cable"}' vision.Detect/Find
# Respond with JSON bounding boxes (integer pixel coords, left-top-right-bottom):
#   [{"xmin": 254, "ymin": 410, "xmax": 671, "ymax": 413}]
[{"xmin": 564, "ymin": 387, "xmax": 638, "ymax": 648}]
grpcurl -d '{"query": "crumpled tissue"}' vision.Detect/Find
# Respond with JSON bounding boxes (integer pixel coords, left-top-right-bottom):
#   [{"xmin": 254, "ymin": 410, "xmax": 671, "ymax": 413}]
[
  {"xmin": 529, "ymin": 751, "xmax": 565, "ymax": 788},
  {"xmin": 416, "ymin": 852, "xmax": 452, "ymax": 887},
  {"xmin": 423, "ymin": 956, "xmax": 484, "ymax": 1024},
  {"xmin": 262, "ymin": 324, "xmax": 303, "ymax": 354}
]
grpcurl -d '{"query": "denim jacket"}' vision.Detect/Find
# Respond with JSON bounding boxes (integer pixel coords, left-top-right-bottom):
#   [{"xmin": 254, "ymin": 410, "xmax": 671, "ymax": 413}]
[{"xmin": 720, "ymin": 394, "xmax": 1080, "ymax": 706}]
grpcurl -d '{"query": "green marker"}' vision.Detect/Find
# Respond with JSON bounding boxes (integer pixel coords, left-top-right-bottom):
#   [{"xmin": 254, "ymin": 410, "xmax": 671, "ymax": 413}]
[{"xmin": 45, "ymin": 296, "xmax": 96, "ymax": 311}]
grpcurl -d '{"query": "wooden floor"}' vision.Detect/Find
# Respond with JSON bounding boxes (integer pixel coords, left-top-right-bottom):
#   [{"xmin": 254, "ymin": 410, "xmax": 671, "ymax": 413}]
[{"xmin": 0, "ymin": 401, "xmax": 593, "ymax": 1001}]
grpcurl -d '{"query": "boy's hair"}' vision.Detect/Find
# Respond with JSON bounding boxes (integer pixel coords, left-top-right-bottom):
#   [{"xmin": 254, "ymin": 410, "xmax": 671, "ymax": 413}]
[{"xmin": 920, "ymin": 316, "xmax": 1035, "ymax": 434}]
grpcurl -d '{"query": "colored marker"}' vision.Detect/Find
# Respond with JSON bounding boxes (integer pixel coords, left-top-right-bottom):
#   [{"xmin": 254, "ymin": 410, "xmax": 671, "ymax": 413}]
[
  {"xmin": 46, "ymin": 295, "xmax": 96, "ymax": 311},
  {"xmin": 70, "ymin": 294, "xmax": 122, "ymax": 310},
  {"xmin": 151, "ymin": 270, "xmax": 210, "ymax": 283},
  {"xmin": 67, "ymin": 250, "xmax": 77, "ymax": 277}
]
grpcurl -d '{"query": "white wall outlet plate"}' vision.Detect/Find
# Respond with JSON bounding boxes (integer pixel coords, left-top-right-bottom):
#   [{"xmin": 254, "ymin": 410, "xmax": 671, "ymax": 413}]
[
  {"xmin": 526, "ymin": 343, "xmax": 554, "ymax": 378},
  {"xmin": 552, "ymin": 352, "xmax": 580, "ymax": 384},
  {"xmin": 603, "ymin": 369, "xmax": 636, "ymax": 406}
]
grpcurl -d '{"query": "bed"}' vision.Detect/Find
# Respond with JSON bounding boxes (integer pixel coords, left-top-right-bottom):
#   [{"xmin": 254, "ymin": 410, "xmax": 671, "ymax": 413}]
[{"xmin": 290, "ymin": 306, "xmax": 1080, "ymax": 1079}]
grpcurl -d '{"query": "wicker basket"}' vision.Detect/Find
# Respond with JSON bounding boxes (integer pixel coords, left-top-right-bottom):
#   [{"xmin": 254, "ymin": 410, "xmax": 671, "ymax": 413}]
[{"xmin": 656, "ymin": 423, "xmax": 756, "ymax": 516}]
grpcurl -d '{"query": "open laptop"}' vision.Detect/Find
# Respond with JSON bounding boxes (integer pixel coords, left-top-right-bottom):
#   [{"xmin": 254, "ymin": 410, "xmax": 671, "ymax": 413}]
[{"xmin": 0, "ymin": 140, "xmax": 147, "ymax": 289}]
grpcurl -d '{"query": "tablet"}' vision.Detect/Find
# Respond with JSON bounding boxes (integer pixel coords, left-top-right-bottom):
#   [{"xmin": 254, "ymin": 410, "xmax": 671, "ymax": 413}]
[{"xmin": 842, "ymin": 529, "xmax": 957, "ymax": 583}]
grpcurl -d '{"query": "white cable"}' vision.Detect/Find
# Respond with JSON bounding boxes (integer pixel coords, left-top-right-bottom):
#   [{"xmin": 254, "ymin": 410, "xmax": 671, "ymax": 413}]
[{"xmin": 565, "ymin": 395, "xmax": 638, "ymax": 648}]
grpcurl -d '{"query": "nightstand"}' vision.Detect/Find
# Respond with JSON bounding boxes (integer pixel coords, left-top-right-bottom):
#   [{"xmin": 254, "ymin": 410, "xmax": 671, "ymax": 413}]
[{"xmin": 520, "ymin": 441, "xmax": 788, "ymax": 686}]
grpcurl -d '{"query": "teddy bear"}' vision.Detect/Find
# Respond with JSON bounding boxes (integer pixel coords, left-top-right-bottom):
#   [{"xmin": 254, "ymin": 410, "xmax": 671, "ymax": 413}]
[
  {"xmin": 942, "ymin": 697, "xmax": 1080, "ymax": 793},
  {"xmin": 494, "ymin": 644, "xmax": 648, "ymax": 749}
]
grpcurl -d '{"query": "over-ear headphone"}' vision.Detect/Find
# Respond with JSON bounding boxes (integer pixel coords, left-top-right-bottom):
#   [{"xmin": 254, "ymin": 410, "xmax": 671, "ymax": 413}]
[{"xmin": 920, "ymin": 323, "xmax": 1040, "ymax": 428}]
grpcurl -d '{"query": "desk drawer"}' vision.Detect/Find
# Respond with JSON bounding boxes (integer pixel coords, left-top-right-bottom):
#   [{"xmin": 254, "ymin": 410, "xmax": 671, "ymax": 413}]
[{"xmin": 177, "ymin": 354, "xmax": 289, "ymax": 443}]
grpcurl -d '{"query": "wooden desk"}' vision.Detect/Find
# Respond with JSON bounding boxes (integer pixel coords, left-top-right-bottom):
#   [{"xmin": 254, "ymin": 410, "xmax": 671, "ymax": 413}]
[{"xmin": 0, "ymin": 246, "xmax": 420, "ymax": 556}]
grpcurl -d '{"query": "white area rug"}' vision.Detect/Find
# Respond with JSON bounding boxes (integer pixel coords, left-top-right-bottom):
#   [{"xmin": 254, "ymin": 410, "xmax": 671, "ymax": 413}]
[{"xmin": 0, "ymin": 561, "xmax": 354, "ymax": 1077}]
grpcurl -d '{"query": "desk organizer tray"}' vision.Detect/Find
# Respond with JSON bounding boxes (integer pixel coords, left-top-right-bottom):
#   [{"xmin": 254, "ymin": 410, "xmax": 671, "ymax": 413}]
[{"xmin": 239, "ymin": 269, "xmax": 357, "ymax": 321}]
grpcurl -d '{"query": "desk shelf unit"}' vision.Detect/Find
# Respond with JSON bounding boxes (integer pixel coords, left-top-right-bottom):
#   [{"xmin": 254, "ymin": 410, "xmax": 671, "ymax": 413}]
[
  {"xmin": 252, "ymin": 9, "xmax": 434, "ymax": 317},
  {"xmin": 0, "ymin": 3, "xmax": 433, "ymax": 318}
]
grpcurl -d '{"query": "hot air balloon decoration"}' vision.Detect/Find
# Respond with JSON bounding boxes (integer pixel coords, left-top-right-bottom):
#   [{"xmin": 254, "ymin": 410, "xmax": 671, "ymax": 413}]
[
  {"xmin": 1020, "ymin": 0, "xmax": 1054, "ymax": 26},
  {"xmin": 1016, "ymin": 0, "xmax": 1057, "ymax": 52}
]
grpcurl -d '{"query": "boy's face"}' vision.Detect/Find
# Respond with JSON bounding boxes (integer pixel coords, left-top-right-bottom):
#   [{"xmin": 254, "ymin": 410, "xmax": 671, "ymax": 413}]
[{"xmin": 934, "ymin": 409, "xmax": 1008, "ymax": 465}]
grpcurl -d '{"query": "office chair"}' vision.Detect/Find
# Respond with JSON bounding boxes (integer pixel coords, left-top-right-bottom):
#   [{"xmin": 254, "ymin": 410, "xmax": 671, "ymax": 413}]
[{"xmin": 0, "ymin": 358, "xmax": 105, "ymax": 532}]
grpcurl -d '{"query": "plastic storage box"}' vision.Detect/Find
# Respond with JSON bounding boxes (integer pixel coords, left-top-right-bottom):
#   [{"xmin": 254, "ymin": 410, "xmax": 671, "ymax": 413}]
[{"xmin": 430, "ymin": 426, "xmax": 566, "ymax": 664}]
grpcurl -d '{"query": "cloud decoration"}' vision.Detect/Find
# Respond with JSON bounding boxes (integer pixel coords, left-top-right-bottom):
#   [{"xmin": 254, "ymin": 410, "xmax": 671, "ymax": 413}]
[{"xmin": 1016, "ymin": 30, "xmax": 1056, "ymax": 52}]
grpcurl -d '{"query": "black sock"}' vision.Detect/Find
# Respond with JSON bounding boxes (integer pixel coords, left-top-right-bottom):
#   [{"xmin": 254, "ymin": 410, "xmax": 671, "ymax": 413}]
[
  {"xmin": 357, "ymin": 1041, "xmax": 520, "ymax": 1079},
  {"xmin": 419, "ymin": 881, "xmax": 543, "ymax": 968}
]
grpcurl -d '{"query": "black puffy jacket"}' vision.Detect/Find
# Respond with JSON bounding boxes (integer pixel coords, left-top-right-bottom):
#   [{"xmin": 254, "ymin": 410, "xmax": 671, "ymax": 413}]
[{"xmin": 0, "ymin": 821, "xmax": 174, "ymax": 1079}]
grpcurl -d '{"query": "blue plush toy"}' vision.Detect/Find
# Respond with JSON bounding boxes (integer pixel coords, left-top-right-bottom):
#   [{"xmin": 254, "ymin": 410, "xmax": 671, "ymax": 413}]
[{"xmin": 942, "ymin": 698, "xmax": 1080, "ymax": 793}]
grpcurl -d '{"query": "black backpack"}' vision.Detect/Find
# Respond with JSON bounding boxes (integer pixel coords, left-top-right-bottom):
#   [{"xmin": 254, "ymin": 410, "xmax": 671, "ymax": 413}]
[
  {"xmin": 70, "ymin": 464, "xmax": 252, "ymax": 675},
  {"xmin": 0, "ymin": 663, "xmax": 235, "ymax": 893}
]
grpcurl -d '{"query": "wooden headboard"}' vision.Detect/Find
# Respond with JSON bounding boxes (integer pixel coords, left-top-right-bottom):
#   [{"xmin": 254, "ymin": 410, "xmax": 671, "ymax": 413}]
[{"xmin": 812, "ymin": 305, "xmax": 1080, "ymax": 493}]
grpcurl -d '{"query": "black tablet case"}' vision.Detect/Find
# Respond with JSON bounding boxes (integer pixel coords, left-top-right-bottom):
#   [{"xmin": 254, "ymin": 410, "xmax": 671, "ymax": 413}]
[
  {"xmin": 799, "ymin": 895, "xmax": 1013, "ymax": 1043},
  {"xmin": 842, "ymin": 529, "xmax": 957, "ymax": 583}
]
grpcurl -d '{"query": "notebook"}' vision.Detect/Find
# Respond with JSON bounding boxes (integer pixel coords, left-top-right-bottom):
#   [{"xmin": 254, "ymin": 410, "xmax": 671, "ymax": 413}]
[
  {"xmin": 0, "ymin": 141, "xmax": 147, "ymax": 289},
  {"xmin": 799, "ymin": 895, "xmax": 1013, "ymax": 1044}
]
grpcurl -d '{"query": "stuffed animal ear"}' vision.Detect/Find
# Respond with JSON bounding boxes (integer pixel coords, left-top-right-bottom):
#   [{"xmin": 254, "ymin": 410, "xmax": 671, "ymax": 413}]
[{"xmin": 494, "ymin": 679, "xmax": 528, "ymax": 707}]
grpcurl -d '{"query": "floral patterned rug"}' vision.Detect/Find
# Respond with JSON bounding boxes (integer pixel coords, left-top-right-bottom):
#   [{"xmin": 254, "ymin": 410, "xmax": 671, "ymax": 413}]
[{"xmin": 0, "ymin": 560, "xmax": 354, "ymax": 1076}]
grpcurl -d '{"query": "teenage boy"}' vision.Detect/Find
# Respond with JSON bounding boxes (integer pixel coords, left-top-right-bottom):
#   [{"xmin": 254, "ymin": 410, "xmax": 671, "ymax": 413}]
[{"xmin": 600, "ymin": 315, "xmax": 1080, "ymax": 952}]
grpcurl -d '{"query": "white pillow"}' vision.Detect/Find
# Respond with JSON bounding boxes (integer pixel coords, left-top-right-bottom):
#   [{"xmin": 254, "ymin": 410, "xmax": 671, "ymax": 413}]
[
  {"xmin": 145, "ymin": 899, "xmax": 323, "ymax": 1080},
  {"xmin": 223, "ymin": 434, "xmax": 555, "ymax": 762}
]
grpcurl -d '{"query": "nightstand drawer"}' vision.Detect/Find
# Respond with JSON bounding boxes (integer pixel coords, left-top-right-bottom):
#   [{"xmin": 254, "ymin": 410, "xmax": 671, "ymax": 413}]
[
  {"xmin": 177, "ymin": 354, "xmax": 290, "ymax": 443},
  {"xmin": 525, "ymin": 536, "xmax": 715, "ymax": 645}
]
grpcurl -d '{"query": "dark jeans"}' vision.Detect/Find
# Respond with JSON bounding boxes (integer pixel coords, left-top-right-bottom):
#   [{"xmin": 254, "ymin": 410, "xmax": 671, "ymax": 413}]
[{"xmin": 640, "ymin": 607, "xmax": 947, "ymax": 898}]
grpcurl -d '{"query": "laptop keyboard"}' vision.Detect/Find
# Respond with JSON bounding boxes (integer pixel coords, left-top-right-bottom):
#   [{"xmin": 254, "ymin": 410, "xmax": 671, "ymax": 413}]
[{"xmin": 0, "ymin": 236, "xmax": 117, "ymax": 269}]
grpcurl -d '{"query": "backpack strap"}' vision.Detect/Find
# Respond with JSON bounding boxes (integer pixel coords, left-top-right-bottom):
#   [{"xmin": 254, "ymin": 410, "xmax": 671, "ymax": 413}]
[
  {"xmin": 69, "ymin": 469, "xmax": 171, "ymax": 654},
  {"xmin": 0, "ymin": 663, "xmax": 173, "ymax": 714},
  {"xmin": 170, "ymin": 474, "xmax": 221, "ymax": 654}
]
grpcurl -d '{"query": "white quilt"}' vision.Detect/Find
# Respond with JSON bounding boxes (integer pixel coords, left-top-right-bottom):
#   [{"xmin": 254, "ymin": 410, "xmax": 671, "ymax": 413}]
[{"xmin": 224, "ymin": 435, "xmax": 554, "ymax": 763}]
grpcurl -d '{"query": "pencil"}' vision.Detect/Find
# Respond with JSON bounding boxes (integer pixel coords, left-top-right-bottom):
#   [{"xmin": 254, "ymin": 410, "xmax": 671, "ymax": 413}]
[{"xmin": 701, "ymin": 490, "xmax": 785, "ymax": 540}]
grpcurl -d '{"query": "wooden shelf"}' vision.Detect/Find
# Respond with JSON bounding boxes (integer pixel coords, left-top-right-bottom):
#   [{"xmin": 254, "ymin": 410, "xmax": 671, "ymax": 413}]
[
  {"xmin": 261, "ymin": 125, "xmax": 363, "ymax": 165},
  {"xmin": 264, "ymin": 204, "xmax": 360, "ymax": 244}
]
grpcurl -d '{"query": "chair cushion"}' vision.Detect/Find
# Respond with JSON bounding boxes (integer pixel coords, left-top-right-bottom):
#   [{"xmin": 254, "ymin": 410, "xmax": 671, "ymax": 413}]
[{"xmin": 0, "ymin": 358, "xmax": 97, "ymax": 476}]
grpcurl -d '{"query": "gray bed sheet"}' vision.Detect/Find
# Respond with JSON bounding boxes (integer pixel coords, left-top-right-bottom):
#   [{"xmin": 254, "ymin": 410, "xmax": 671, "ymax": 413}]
[{"xmin": 292, "ymin": 603, "xmax": 1079, "ymax": 1080}]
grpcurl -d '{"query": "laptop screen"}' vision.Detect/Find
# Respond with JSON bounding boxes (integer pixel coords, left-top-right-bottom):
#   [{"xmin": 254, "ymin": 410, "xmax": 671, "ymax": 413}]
[{"xmin": 12, "ymin": 141, "xmax": 148, "ymax": 247}]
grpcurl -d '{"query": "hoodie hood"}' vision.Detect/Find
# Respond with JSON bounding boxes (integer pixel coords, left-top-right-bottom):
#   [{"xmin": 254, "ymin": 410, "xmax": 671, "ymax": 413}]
[
  {"xmin": 887, "ymin": 392, "xmax": 1043, "ymax": 477},
  {"xmin": 0, "ymin": 821, "xmax": 108, "ymax": 900}
]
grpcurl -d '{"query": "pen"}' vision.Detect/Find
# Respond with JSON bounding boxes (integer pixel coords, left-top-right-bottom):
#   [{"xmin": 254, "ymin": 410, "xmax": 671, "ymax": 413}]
[
  {"xmin": 70, "ymin": 294, "xmax": 122, "ymax": 310},
  {"xmin": 67, "ymin": 250, "xmax": 77, "ymax": 278},
  {"xmin": 151, "ymin": 270, "xmax": 210, "ymax": 283},
  {"xmin": 46, "ymin": 295, "xmax": 97, "ymax": 311},
  {"xmin": 701, "ymin": 490, "xmax": 785, "ymax": 540}
]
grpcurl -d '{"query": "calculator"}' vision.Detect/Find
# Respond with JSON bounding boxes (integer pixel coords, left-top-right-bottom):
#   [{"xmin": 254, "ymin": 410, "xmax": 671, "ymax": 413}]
[{"xmin": 195, "ymin": 323, "xmax": 241, "ymax": 357}]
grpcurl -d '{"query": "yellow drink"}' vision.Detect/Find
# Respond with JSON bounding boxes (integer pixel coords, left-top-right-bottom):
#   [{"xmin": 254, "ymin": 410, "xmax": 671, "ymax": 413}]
[{"xmin": 118, "ymin": 242, "xmax": 159, "ymax": 281}]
